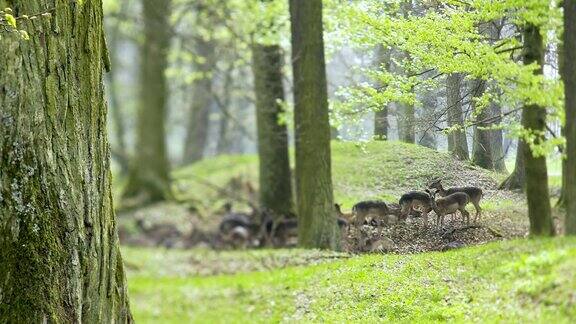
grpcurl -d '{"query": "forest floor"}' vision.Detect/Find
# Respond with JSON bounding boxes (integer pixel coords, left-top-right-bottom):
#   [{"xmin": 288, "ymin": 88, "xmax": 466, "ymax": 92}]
[{"xmin": 123, "ymin": 238, "xmax": 576, "ymax": 323}]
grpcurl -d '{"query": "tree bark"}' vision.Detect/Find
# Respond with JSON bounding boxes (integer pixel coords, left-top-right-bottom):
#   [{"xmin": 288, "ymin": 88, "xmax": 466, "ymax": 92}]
[
  {"xmin": 289, "ymin": 0, "xmax": 340, "ymax": 249},
  {"xmin": 522, "ymin": 24, "xmax": 554, "ymax": 236},
  {"xmin": 216, "ymin": 61, "xmax": 235, "ymax": 154},
  {"xmin": 446, "ymin": 73, "xmax": 470, "ymax": 160},
  {"xmin": 471, "ymin": 80, "xmax": 494, "ymax": 169},
  {"xmin": 499, "ymin": 140, "xmax": 526, "ymax": 190},
  {"xmin": 0, "ymin": 1, "xmax": 132, "ymax": 322},
  {"xmin": 563, "ymin": 0, "xmax": 576, "ymax": 234},
  {"xmin": 252, "ymin": 44, "xmax": 294, "ymax": 216},
  {"xmin": 183, "ymin": 22, "xmax": 217, "ymax": 164},
  {"xmin": 123, "ymin": 0, "xmax": 172, "ymax": 203},
  {"xmin": 374, "ymin": 46, "xmax": 390, "ymax": 140},
  {"xmin": 490, "ymin": 101, "xmax": 508, "ymax": 172}
]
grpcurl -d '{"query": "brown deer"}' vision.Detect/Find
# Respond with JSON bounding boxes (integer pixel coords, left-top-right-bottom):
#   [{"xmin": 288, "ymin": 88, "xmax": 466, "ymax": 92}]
[
  {"xmin": 427, "ymin": 189, "xmax": 471, "ymax": 227},
  {"xmin": 399, "ymin": 191, "xmax": 434, "ymax": 227},
  {"xmin": 350, "ymin": 200, "xmax": 393, "ymax": 227},
  {"xmin": 428, "ymin": 179, "xmax": 483, "ymax": 222}
]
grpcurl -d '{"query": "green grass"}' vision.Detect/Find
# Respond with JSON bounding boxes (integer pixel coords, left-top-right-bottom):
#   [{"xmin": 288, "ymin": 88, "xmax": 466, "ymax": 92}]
[{"xmin": 125, "ymin": 238, "xmax": 576, "ymax": 323}]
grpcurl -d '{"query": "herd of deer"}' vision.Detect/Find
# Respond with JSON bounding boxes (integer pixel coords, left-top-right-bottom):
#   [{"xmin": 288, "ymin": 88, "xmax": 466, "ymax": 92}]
[
  {"xmin": 218, "ymin": 179, "xmax": 483, "ymax": 248},
  {"xmin": 337, "ymin": 179, "xmax": 484, "ymax": 229}
]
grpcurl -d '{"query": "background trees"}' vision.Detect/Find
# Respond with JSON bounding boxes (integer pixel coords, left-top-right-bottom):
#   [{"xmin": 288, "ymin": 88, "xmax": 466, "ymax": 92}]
[
  {"xmin": 123, "ymin": 0, "xmax": 173, "ymax": 203},
  {"xmin": 0, "ymin": 1, "xmax": 131, "ymax": 322}
]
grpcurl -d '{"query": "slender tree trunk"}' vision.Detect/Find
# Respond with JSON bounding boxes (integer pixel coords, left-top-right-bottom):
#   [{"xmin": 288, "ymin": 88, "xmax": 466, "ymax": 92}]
[
  {"xmin": 563, "ymin": 0, "xmax": 576, "ymax": 234},
  {"xmin": 490, "ymin": 101, "xmax": 508, "ymax": 172},
  {"xmin": 0, "ymin": 1, "xmax": 132, "ymax": 322},
  {"xmin": 471, "ymin": 80, "xmax": 494, "ymax": 169},
  {"xmin": 289, "ymin": 0, "xmax": 339, "ymax": 249},
  {"xmin": 252, "ymin": 44, "xmax": 294, "ymax": 216},
  {"xmin": 419, "ymin": 89, "xmax": 439, "ymax": 149},
  {"xmin": 446, "ymin": 73, "xmax": 470, "ymax": 160},
  {"xmin": 183, "ymin": 19, "xmax": 217, "ymax": 163},
  {"xmin": 374, "ymin": 46, "xmax": 390, "ymax": 140},
  {"xmin": 400, "ymin": 102, "xmax": 416, "ymax": 143},
  {"xmin": 123, "ymin": 0, "xmax": 172, "ymax": 203},
  {"xmin": 557, "ymin": 22, "xmax": 568, "ymax": 208},
  {"xmin": 216, "ymin": 62, "xmax": 235, "ymax": 154},
  {"xmin": 522, "ymin": 24, "xmax": 554, "ymax": 236}
]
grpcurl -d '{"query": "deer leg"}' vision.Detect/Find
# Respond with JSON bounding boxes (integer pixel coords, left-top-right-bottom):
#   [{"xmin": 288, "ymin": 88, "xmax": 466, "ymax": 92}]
[
  {"xmin": 422, "ymin": 210, "xmax": 428, "ymax": 228},
  {"xmin": 473, "ymin": 201, "xmax": 482, "ymax": 223},
  {"xmin": 460, "ymin": 208, "xmax": 470, "ymax": 225}
]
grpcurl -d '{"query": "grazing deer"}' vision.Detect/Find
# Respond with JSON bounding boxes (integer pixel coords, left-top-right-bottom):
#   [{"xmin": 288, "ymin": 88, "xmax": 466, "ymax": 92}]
[
  {"xmin": 428, "ymin": 179, "xmax": 483, "ymax": 222},
  {"xmin": 351, "ymin": 200, "xmax": 391, "ymax": 227},
  {"xmin": 427, "ymin": 189, "xmax": 471, "ymax": 227},
  {"xmin": 399, "ymin": 191, "xmax": 434, "ymax": 227},
  {"xmin": 334, "ymin": 204, "xmax": 352, "ymax": 230}
]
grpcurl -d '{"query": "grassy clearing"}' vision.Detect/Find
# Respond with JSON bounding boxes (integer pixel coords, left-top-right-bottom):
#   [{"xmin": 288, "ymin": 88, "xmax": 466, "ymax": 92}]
[{"xmin": 124, "ymin": 238, "xmax": 576, "ymax": 323}]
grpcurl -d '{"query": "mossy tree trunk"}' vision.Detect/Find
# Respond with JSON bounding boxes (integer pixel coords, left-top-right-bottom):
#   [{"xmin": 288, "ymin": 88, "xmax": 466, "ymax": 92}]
[
  {"xmin": 400, "ymin": 102, "xmax": 416, "ymax": 144},
  {"xmin": 522, "ymin": 24, "xmax": 554, "ymax": 236},
  {"xmin": 252, "ymin": 44, "xmax": 293, "ymax": 216},
  {"xmin": 563, "ymin": 0, "xmax": 576, "ymax": 234},
  {"xmin": 216, "ymin": 61, "xmax": 235, "ymax": 154},
  {"xmin": 0, "ymin": 1, "xmax": 132, "ymax": 322},
  {"xmin": 471, "ymin": 80, "xmax": 494, "ymax": 169},
  {"xmin": 183, "ymin": 7, "xmax": 216, "ymax": 164},
  {"xmin": 123, "ymin": 0, "xmax": 172, "ymax": 203},
  {"xmin": 289, "ymin": 0, "xmax": 340, "ymax": 249},
  {"xmin": 446, "ymin": 73, "xmax": 470, "ymax": 160}
]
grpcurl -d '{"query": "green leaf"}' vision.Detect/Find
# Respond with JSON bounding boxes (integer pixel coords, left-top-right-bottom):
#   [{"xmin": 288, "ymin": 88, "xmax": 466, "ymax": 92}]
[{"xmin": 5, "ymin": 13, "xmax": 16, "ymax": 28}]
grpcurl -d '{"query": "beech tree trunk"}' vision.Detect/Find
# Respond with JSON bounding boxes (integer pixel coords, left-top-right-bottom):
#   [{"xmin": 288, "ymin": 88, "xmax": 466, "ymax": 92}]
[
  {"xmin": 522, "ymin": 24, "xmax": 554, "ymax": 236},
  {"xmin": 446, "ymin": 73, "xmax": 470, "ymax": 160},
  {"xmin": 183, "ymin": 15, "xmax": 217, "ymax": 163},
  {"xmin": 252, "ymin": 44, "xmax": 293, "ymax": 216},
  {"xmin": 289, "ymin": 0, "xmax": 340, "ymax": 249},
  {"xmin": 499, "ymin": 140, "xmax": 526, "ymax": 190},
  {"xmin": 563, "ymin": 0, "xmax": 576, "ymax": 234},
  {"xmin": 123, "ymin": 0, "xmax": 172, "ymax": 203},
  {"xmin": 490, "ymin": 101, "xmax": 508, "ymax": 172},
  {"xmin": 0, "ymin": 1, "xmax": 132, "ymax": 322},
  {"xmin": 471, "ymin": 80, "xmax": 494, "ymax": 169}
]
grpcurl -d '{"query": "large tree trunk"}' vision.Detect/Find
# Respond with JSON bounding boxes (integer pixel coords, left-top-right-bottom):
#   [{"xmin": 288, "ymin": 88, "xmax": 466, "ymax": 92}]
[
  {"xmin": 419, "ymin": 89, "xmax": 439, "ymax": 149},
  {"xmin": 400, "ymin": 102, "xmax": 416, "ymax": 143},
  {"xmin": 471, "ymin": 80, "xmax": 494, "ymax": 169},
  {"xmin": 252, "ymin": 44, "xmax": 293, "ymax": 216},
  {"xmin": 522, "ymin": 24, "xmax": 554, "ymax": 236},
  {"xmin": 0, "ymin": 1, "xmax": 132, "ymax": 322},
  {"xmin": 446, "ymin": 73, "xmax": 470, "ymax": 160},
  {"xmin": 123, "ymin": 0, "xmax": 172, "ymax": 203},
  {"xmin": 563, "ymin": 0, "xmax": 576, "ymax": 234},
  {"xmin": 289, "ymin": 0, "xmax": 340, "ymax": 249},
  {"xmin": 183, "ymin": 26, "xmax": 216, "ymax": 164},
  {"xmin": 374, "ymin": 46, "xmax": 390, "ymax": 140}
]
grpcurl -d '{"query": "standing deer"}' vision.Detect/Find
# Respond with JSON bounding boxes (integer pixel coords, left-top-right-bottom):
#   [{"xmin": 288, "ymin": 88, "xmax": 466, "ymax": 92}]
[
  {"xmin": 351, "ymin": 200, "xmax": 394, "ymax": 227},
  {"xmin": 427, "ymin": 189, "xmax": 471, "ymax": 227},
  {"xmin": 399, "ymin": 191, "xmax": 434, "ymax": 227},
  {"xmin": 428, "ymin": 179, "xmax": 483, "ymax": 222}
]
